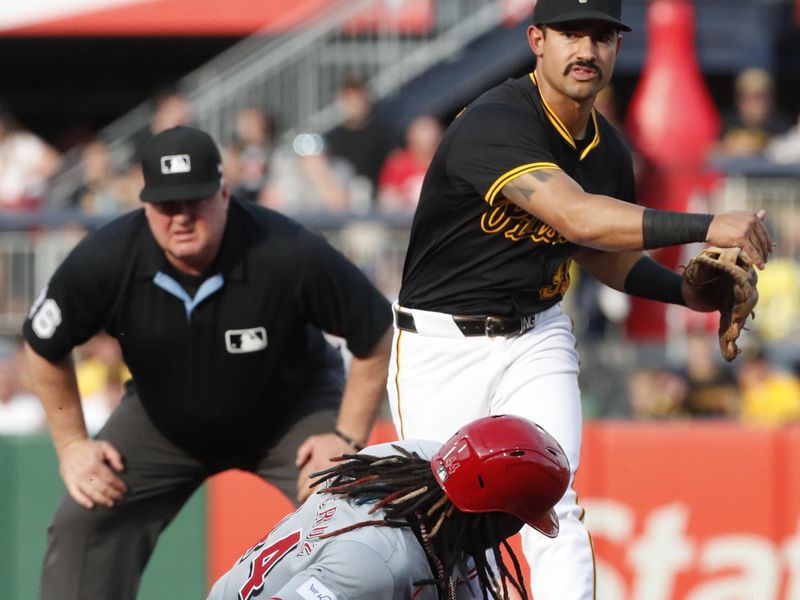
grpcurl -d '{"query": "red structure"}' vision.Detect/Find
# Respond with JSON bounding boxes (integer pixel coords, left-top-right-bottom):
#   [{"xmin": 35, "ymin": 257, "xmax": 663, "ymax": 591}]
[{"xmin": 625, "ymin": 0, "xmax": 720, "ymax": 340}]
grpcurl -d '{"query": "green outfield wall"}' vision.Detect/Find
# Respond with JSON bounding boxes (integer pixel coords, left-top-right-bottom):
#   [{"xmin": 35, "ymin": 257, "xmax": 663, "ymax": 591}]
[{"xmin": 0, "ymin": 434, "xmax": 207, "ymax": 600}]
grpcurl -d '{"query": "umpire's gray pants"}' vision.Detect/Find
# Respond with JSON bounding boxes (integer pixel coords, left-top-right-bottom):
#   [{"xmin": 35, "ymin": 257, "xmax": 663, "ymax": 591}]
[{"xmin": 38, "ymin": 392, "xmax": 336, "ymax": 600}]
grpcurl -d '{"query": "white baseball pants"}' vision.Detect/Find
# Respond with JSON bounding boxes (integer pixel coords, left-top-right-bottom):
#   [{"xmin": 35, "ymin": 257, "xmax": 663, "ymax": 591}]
[{"xmin": 387, "ymin": 303, "xmax": 595, "ymax": 600}]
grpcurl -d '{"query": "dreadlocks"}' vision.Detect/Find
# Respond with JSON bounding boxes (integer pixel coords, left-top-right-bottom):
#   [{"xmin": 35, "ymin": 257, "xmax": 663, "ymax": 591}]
[{"xmin": 309, "ymin": 445, "xmax": 529, "ymax": 600}]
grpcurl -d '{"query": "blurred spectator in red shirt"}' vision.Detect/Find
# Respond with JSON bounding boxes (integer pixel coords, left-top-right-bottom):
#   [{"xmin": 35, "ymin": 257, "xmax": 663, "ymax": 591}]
[{"xmin": 377, "ymin": 115, "xmax": 442, "ymax": 212}]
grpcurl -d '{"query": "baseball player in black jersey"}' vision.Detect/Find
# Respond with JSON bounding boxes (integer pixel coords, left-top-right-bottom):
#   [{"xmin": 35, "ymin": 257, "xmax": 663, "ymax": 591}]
[
  {"xmin": 387, "ymin": 1, "xmax": 773, "ymax": 599},
  {"xmin": 23, "ymin": 126, "xmax": 392, "ymax": 600}
]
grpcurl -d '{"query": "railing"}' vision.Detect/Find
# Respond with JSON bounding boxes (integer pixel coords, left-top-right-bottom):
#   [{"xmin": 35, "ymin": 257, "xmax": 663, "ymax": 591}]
[
  {"xmin": 133, "ymin": 0, "xmax": 506, "ymax": 145},
  {"xmin": 286, "ymin": 0, "xmax": 509, "ymax": 139}
]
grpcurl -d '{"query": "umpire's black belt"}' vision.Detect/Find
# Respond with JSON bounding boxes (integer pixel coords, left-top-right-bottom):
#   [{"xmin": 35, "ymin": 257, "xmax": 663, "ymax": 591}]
[{"xmin": 393, "ymin": 305, "xmax": 540, "ymax": 338}]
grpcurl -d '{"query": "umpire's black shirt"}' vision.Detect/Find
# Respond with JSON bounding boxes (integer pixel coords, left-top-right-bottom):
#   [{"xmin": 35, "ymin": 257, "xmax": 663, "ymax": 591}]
[
  {"xmin": 400, "ymin": 72, "xmax": 637, "ymax": 317},
  {"xmin": 23, "ymin": 198, "xmax": 392, "ymax": 460}
]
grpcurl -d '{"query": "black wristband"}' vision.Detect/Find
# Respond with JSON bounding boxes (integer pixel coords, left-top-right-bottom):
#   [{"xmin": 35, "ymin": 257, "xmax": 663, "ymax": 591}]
[
  {"xmin": 624, "ymin": 256, "xmax": 686, "ymax": 306},
  {"xmin": 333, "ymin": 429, "xmax": 365, "ymax": 451},
  {"xmin": 642, "ymin": 208, "xmax": 713, "ymax": 250}
]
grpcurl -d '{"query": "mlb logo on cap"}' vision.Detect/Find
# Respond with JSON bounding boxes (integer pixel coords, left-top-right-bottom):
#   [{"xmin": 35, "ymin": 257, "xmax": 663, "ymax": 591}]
[
  {"xmin": 160, "ymin": 154, "xmax": 192, "ymax": 175},
  {"xmin": 140, "ymin": 126, "xmax": 223, "ymax": 203}
]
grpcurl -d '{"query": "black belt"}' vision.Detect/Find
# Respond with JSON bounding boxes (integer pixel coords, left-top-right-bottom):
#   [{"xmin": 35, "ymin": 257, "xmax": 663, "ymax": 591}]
[{"xmin": 394, "ymin": 308, "xmax": 538, "ymax": 337}]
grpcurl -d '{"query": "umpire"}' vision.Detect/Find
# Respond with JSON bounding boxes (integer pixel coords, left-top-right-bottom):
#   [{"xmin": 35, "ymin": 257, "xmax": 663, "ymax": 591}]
[{"xmin": 22, "ymin": 126, "xmax": 393, "ymax": 600}]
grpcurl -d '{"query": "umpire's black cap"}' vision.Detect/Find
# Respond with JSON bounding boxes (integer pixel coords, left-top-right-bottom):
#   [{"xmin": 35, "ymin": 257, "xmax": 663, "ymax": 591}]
[
  {"xmin": 533, "ymin": 0, "xmax": 632, "ymax": 32},
  {"xmin": 139, "ymin": 126, "xmax": 223, "ymax": 203}
]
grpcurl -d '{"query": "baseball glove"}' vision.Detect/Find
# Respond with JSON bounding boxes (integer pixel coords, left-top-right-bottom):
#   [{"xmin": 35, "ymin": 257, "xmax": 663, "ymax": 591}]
[{"xmin": 683, "ymin": 246, "xmax": 759, "ymax": 361}]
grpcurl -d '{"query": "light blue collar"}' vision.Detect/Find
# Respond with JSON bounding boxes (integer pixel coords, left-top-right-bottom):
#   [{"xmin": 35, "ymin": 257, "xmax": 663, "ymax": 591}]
[{"xmin": 153, "ymin": 271, "xmax": 224, "ymax": 320}]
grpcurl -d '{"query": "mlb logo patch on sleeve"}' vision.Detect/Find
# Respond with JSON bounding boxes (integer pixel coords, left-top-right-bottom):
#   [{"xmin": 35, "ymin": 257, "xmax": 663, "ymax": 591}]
[
  {"xmin": 296, "ymin": 576, "xmax": 337, "ymax": 600},
  {"xmin": 160, "ymin": 154, "xmax": 192, "ymax": 174}
]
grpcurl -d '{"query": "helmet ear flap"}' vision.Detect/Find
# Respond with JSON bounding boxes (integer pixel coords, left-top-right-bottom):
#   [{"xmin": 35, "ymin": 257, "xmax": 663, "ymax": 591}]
[{"xmin": 430, "ymin": 415, "xmax": 570, "ymax": 535}]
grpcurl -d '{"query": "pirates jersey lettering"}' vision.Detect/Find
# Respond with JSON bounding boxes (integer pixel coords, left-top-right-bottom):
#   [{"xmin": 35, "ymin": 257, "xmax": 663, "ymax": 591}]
[{"xmin": 480, "ymin": 197, "xmax": 568, "ymax": 245}]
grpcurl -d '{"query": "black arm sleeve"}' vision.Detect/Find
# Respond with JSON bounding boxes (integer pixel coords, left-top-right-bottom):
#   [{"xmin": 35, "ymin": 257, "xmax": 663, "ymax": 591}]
[
  {"xmin": 623, "ymin": 255, "xmax": 686, "ymax": 306},
  {"xmin": 642, "ymin": 209, "xmax": 713, "ymax": 250}
]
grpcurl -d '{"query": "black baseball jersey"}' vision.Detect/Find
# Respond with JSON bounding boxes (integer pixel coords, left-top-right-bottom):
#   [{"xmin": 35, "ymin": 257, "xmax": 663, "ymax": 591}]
[
  {"xmin": 399, "ymin": 72, "xmax": 636, "ymax": 317},
  {"xmin": 23, "ymin": 198, "xmax": 392, "ymax": 460}
]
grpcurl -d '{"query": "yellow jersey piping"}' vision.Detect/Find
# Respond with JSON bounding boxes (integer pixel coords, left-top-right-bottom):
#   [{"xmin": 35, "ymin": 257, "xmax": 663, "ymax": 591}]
[
  {"xmin": 485, "ymin": 162, "xmax": 560, "ymax": 205},
  {"xmin": 530, "ymin": 72, "xmax": 601, "ymax": 161}
]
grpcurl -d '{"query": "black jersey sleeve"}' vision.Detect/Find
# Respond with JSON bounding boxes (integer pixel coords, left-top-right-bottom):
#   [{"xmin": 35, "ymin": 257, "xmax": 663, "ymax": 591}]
[
  {"xmin": 22, "ymin": 229, "xmax": 119, "ymax": 361},
  {"xmin": 292, "ymin": 230, "xmax": 392, "ymax": 358},
  {"xmin": 445, "ymin": 103, "xmax": 560, "ymax": 205}
]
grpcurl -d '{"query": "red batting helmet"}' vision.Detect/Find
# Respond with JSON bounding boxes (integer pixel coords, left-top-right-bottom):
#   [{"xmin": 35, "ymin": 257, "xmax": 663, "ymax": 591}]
[{"xmin": 429, "ymin": 415, "xmax": 570, "ymax": 538}]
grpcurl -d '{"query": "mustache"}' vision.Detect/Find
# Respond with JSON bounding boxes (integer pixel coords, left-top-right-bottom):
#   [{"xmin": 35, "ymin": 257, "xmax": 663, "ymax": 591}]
[{"xmin": 564, "ymin": 61, "xmax": 603, "ymax": 78}]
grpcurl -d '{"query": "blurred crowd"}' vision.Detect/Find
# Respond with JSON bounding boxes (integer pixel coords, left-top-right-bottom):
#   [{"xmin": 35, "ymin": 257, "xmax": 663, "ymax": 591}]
[
  {"xmin": 714, "ymin": 67, "xmax": 800, "ymax": 163},
  {"xmin": 626, "ymin": 329, "xmax": 800, "ymax": 427},
  {"xmin": 0, "ymin": 76, "xmax": 444, "ymax": 219},
  {"xmin": 4, "ymin": 67, "xmax": 800, "ymax": 217},
  {"xmin": 0, "ymin": 333, "xmax": 125, "ymax": 436},
  {"xmin": 1, "ymin": 67, "xmax": 800, "ymax": 431}
]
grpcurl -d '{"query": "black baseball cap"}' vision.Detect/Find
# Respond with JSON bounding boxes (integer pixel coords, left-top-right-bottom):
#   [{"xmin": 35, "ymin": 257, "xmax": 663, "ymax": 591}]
[
  {"xmin": 533, "ymin": 0, "xmax": 632, "ymax": 32},
  {"xmin": 139, "ymin": 126, "xmax": 223, "ymax": 203}
]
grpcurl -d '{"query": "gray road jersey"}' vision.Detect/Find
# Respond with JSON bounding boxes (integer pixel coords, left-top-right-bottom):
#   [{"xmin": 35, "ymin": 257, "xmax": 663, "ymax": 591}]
[{"xmin": 207, "ymin": 441, "xmax": 480, "ymax": 600}]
